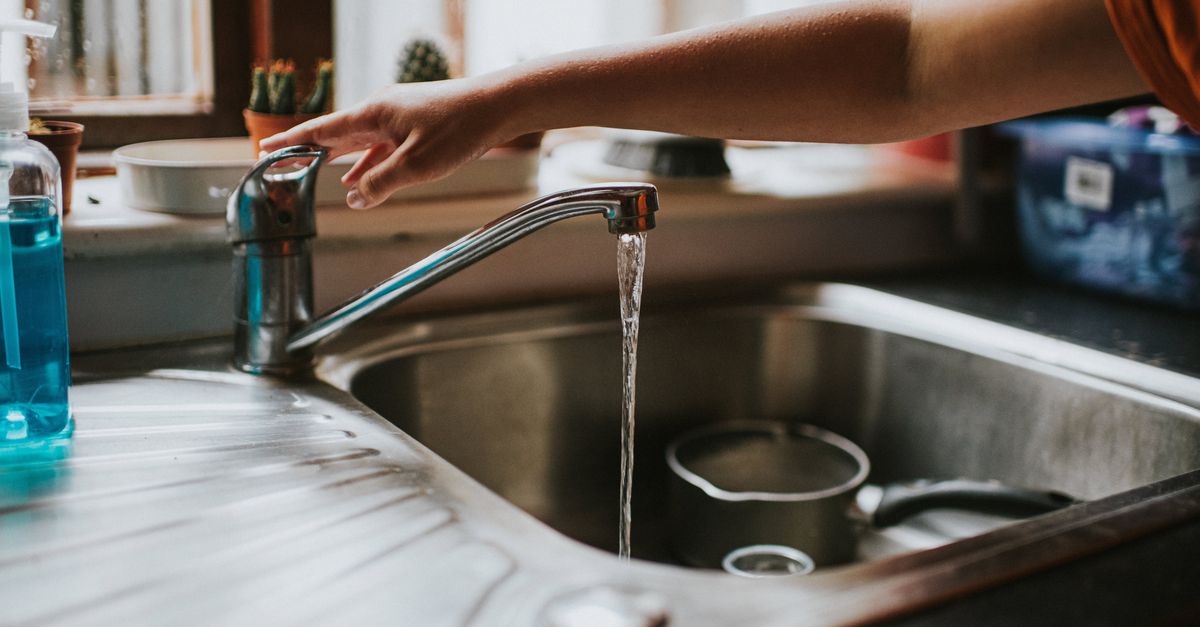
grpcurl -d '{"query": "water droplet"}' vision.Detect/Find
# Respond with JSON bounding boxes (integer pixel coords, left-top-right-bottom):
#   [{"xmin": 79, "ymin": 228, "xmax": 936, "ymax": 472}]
[
  {"xmin": 22, "ymin": 53, "xmax": 31, "ymax": 67},
  {"xmin": 81, "ymin": 40, "xmax": 91, "ymax": 52},
  {"xmin": 23, "ymin": 7, "xmax": 32, "ymax": 19},
  {"xmin": 26, "ymin": 78, "xmax": 36, "ymax": 90}
]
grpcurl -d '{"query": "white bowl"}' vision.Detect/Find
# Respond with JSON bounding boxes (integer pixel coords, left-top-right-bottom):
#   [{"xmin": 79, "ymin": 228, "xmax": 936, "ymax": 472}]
[{"xmin": 114, "ymin": 137, "xmax": 539, "ymax": 215}]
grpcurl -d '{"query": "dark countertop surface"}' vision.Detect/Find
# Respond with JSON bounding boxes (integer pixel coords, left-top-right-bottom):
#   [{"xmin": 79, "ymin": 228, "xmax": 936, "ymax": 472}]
[{"xmin": 872, "ymin": 270, "xmax": 1199, "ymax": 379}]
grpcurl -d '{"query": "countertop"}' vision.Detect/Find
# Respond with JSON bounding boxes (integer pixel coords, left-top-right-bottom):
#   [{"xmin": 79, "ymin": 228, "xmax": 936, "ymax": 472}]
[{"xmin": 873, "ymin": 271, "xmax": 1200, "ymax": 379}]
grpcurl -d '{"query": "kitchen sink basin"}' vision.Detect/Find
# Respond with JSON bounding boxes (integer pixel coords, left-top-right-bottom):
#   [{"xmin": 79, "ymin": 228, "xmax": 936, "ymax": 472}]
[
  {"xmin": 13, "ymin": 281, "xmax": 1198, "ymax": 626},
  {"xmin": 320, "ymin": 283, "xmax": 1200, "ymax": 571}
]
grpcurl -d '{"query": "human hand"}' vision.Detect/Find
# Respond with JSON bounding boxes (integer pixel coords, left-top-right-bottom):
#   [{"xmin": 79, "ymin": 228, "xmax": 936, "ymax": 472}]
[{"xmin": 259, "ymin": 77, "xmax": 517, "ymax": 209}]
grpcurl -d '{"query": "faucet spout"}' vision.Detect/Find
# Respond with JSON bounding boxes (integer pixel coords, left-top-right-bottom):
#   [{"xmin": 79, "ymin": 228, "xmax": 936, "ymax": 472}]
[
  {"xmin": 228, "ymin": 145, "xmax": 659, "ymax": 375},
  {"xmin": 602, "ymin": 185, "xmax": 659, "ymax": 235},
  {"xmin": 285, "ymin": 182, "xmax": 658, "ymax": 353}
]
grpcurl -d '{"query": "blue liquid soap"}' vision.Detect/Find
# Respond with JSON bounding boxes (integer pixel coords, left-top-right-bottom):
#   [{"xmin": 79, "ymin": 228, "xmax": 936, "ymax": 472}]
[{"xmin": 0, "ymin": 197, "xmax": 70, "ymax": 442}]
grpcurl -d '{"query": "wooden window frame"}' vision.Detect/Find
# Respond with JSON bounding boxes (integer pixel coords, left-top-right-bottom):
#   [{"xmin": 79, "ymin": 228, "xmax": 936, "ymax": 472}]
[{"xmin": 42, "ymin": 0, "xmax": 252, "ymax": 149}]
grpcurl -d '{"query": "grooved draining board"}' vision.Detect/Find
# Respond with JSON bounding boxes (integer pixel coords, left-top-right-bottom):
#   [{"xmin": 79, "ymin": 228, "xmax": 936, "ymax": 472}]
[{"xmin": 0, "ymin": 349, "xmax": 796, "ymax": 627}]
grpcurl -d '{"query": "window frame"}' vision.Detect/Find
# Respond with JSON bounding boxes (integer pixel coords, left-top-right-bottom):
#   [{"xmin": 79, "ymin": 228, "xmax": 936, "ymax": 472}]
[{"xmin": 42, "ymin": 0, "xmax": 253, "ymax": 150}]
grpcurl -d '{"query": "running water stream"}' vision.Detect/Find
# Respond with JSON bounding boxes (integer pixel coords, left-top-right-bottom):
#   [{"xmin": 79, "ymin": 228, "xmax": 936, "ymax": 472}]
[{"xmin": 616, "ymin": 232, "xmax": 647, "ymax": 560}]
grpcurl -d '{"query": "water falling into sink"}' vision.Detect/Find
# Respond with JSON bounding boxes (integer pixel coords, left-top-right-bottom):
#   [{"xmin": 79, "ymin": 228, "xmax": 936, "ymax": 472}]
[{"xmin": 616, "ymin": 232, "xmax": 647, "ymax": 561}]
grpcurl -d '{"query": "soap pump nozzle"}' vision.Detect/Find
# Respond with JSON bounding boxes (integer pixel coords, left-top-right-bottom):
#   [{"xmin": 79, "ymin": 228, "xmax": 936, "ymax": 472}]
[{"xmin": 0, "ymin": 18, "xmax": 56, "ymax": 132}]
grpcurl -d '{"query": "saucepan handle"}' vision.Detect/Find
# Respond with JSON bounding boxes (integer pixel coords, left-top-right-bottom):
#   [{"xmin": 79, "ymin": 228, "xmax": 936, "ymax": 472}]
[{"xmin": 867, "ymin": 479, "xmax": 1077, "ymax": 528}]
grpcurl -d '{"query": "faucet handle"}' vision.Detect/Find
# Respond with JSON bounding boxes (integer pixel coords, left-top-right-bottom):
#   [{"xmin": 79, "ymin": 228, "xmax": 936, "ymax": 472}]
[{"xmin": 227, "ymin": 145, "xmax": 328, "ymax": 245}]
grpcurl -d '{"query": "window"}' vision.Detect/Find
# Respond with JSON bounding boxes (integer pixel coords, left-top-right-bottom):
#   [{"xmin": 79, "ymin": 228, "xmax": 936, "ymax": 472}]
[
  {"xmin": 333, "ymin": 0, "xmax": 448, "ymax": 109},
  {"xmin": 13, "ymin": 0, "xmax": 253, "ymax": 148},
  {"xmin": 23, "ymin": 0, "xmax": 212, "ymax": 115},
  {"xmin": 0, "ymin": 1, "xmax": 839, "ymax": 147}
]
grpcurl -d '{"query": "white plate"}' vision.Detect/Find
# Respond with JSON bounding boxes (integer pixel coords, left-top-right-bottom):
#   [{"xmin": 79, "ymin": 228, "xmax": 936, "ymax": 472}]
[{"xmin": 114, "ymin": 137, "xmax": 540, "ymax": 215}]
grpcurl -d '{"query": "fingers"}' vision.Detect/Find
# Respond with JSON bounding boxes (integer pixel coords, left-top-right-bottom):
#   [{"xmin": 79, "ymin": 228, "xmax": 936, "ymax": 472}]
[
  {"xmin": 347, "ymin": 141, "xmax": 428, "ymax": 210},
  {"xmin": 259, "ymin": 108, "xmax": 370, "ymax": 154},
  {"xmin": 341, "ymin": 143, "xmax": 394, "ymax": 187}
]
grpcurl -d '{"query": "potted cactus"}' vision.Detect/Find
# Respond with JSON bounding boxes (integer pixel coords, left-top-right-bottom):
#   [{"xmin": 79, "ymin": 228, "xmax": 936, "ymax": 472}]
[
  {"xmin": 397, "ymin": 39, "xmax": 542, "ymax": 151},
  {"xmin": 244, "ymin": 59, "xmax": 334, "ymax": 153},
  {"xmin": 28, "ymin": 119, "xmax": 84, "ymax": 213},
  {"xmin": 397, "ymin": 39, "xmax": 450, "ymax": 84}
]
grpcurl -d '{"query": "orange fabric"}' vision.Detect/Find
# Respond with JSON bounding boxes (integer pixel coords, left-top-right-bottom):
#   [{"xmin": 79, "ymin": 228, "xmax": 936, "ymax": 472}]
[{"xmin": 1106, "ymin": 0, "xmax": 1200, "ymax": 128}]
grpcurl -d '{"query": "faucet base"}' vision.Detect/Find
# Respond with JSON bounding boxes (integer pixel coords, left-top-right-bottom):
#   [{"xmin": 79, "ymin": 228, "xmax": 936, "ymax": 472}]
[
  {"xmin": 233, "ymin": 319, "xmax": 315, "ymax": 377},
  {"xmin": 232, "ymin": 359, "xmax": 315, "ymax": 378}
]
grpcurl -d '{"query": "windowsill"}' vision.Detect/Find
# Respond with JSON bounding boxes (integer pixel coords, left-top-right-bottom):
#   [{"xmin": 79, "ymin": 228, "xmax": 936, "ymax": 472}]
[
  {"xmin": 67, "ymin": 142, "xmax": 955, "ymax": 258},
  {"xmin": 76, "ymin": 149, "xmax": 117, "ymax": 174},
  {"xmin": 63, "ymin": 143, "xmax": 957, "ymax": 350},
  {"xmin": 64, "ymin": 176, "xmax": 543, "ymax": 260},
  {"xmin": 34, "ymin": 96, "xmax": 212, "ymax": 117},
  {"xmin": 65, "ymin": 177, "xmax": 228, "ymax": 259}
]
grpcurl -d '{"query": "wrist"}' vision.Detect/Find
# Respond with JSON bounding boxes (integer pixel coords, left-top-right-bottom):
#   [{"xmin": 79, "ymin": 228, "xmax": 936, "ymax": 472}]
[{"xmin": 482, "ymin": 60, "xmax": 567, "ymax": 142}]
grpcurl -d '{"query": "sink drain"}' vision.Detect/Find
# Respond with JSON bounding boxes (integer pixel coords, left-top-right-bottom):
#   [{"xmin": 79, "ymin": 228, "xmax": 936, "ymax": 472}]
[{"xmin": 722, "ymin": 544, "xmax": 816, "ymax": 578}]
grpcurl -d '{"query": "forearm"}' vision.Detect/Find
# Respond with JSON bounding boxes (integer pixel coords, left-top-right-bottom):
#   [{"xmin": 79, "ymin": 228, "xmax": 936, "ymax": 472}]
[
  {"xmin": 493, "ymin": 0, "xmax": 1147, "ymax": 144},
  {"xmin": 262, "ymin": 0, "xmax": 1151, "ymax": 207},
  {"xmin": 495, "ymin": 1, "xmax": 916, "ymax": 143}
]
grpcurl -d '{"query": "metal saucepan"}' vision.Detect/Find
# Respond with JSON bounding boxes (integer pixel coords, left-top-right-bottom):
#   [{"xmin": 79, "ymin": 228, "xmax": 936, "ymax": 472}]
[{"xmin": 666, "ymin": 421, "xmax": 1076, "ymax": 570}]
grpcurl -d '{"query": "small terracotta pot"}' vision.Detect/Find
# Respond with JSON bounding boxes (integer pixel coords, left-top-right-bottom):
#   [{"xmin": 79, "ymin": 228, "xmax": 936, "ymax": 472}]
[
  {"xmin": 29, "ymin": 121, "xmax": 84, "ymax": 214},
  {"xmin": 243, "ymin": 109, "xmax": 321, "ymax": 155}
]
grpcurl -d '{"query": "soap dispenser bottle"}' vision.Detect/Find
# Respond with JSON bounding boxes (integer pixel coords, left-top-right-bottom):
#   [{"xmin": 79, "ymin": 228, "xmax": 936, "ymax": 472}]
[{"xmin": 0, "ymin": 18, "xmax": 70, "ymax": 445}]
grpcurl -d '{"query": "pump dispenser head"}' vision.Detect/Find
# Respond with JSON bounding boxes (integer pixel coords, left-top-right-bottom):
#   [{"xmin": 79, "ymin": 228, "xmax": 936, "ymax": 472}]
[{"xmin": 0, "ymin": 18, "xmax": 56, "ymax": 132}]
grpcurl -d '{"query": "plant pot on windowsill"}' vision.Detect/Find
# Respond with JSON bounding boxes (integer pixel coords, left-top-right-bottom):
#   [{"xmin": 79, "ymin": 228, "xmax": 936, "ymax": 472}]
[
  {"xmin": 243, "ymin": 59, "xmax": 333, "ymax": 155},
  {"xmin": 29, "ymin": 121, "xmax": 84, "ymax": 214},
  {"xmin": 244, "ymin": 109, "xmax": 321, "ymax": 155}
]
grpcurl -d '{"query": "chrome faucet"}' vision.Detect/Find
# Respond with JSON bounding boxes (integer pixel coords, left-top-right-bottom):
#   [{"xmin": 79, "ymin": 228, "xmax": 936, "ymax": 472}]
[{"xmin": 227, "ymin": 144, "xmax": 659, "ymax": 376}]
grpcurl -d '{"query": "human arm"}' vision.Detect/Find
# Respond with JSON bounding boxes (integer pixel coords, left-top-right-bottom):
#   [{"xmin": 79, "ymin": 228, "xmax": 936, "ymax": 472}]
[{"xmin": 262, "ymin": 0, "xmax": 1148, "ymax": 209}]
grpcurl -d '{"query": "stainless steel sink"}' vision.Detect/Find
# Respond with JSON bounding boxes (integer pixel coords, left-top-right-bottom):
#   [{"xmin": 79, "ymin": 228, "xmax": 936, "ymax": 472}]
[
  {"xmin": 13, "ymin": 283, "xmax": 1197, "ymax": 625},
  {"xmin": 320, "ymin": 283, "xmax": 1200, "ymax": 571}
]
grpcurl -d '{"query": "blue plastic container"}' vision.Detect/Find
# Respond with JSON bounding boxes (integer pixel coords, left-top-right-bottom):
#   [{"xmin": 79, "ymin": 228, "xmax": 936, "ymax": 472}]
[{"xmin": 1000, "ymin": 118, "xmax": 1200, "ymax": 309}]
